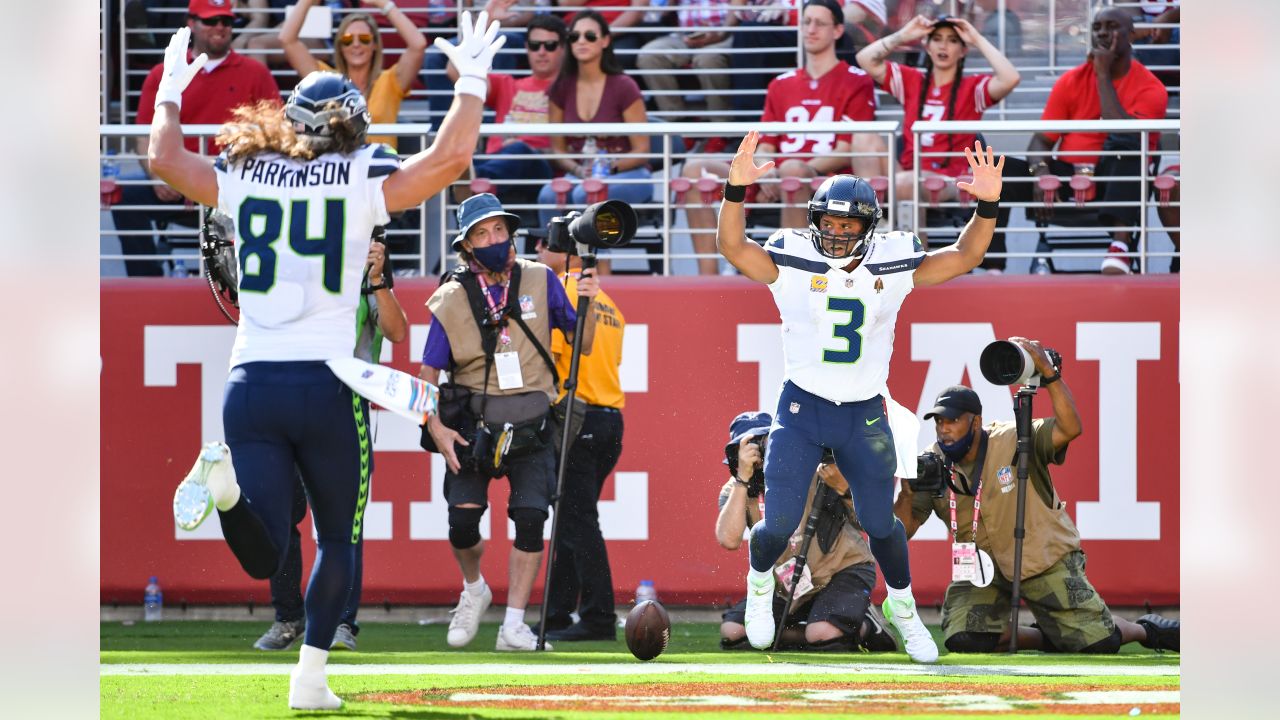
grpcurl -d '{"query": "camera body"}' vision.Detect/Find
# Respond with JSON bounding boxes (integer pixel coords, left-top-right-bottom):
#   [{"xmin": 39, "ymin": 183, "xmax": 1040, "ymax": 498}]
[
  {"xmin": 545, "ymin": 200, "xmax": 639, "ymax": 255},
  {"xmin": 910, "ymin": 450, "xmax": 949, "ymax": 497},
  {"xmin": 725, "ymin": 434, "xmax": 766, "ymax": 498}
]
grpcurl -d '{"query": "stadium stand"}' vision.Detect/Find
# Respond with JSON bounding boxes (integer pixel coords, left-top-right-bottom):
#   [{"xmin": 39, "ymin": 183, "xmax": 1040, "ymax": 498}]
[{"xmin": 100, "ymin": 0, "xmax": 1180, "ymax": 276}]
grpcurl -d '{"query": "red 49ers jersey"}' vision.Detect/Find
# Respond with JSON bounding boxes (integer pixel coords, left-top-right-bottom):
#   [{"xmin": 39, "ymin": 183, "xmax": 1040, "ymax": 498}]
[
  {"xmin": 883, "ymin": 61, "xmax": 994, "ymax": 175},
  {"xmin": 760, "ymin": 61, "xmax": 877, "ymax": 164}
]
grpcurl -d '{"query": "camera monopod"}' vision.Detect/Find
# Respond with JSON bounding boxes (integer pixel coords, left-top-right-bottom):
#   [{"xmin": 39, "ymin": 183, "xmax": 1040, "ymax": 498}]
[
  {"xmin": 1005, "ymin": 384, "xmax": 1036, "ymax": 653},
  {"xmin": 771, "ymin": 469, "xmax": 834, "ymax": 651},
  {"xmin": 535, "ymin": 247, "xmax": 597, "ymax": 652}
]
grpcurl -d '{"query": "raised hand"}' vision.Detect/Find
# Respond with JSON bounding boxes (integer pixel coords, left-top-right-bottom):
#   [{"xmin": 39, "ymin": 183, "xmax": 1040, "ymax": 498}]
[
  {"xmin": 956, "ymin": 140, "xmax": 1004, "ymax": 202},
  {"xmin": 898, "ymin": 14, "xmax": 937, "ymax": 43},
  {"xmin": 155, "ymin": 27, "xmax": 208, "ymax": 110},
  {"xmin": 949, "ymin": 17, "xmax": 982, "ymax": 45},
  {"xmin": 434, "ymin": 11, "xmax": 506, "ymax": 99},
  {"xmin": 728, "ymin": 130, "xmax": 776, "ymax": 187}
]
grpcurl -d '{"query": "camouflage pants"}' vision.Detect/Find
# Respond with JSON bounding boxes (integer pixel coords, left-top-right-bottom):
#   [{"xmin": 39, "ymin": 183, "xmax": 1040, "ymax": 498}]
[{"xmin": 940, "ymin": 550, "xmax": 1116, "ymax": 652}]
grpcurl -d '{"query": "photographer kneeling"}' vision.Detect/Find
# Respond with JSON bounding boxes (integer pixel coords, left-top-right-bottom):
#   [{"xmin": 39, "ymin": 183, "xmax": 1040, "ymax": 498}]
[
  {"xmin": 895, "ymin": 337, "xmax": 1178, "ymax": 654},
  {"xmin": 716, "ymin": 411, "xmax": 896, "ymax": 653},
  {"xmin": 419, "ymin": 193, "xmax": 599, "ymax": 652}
]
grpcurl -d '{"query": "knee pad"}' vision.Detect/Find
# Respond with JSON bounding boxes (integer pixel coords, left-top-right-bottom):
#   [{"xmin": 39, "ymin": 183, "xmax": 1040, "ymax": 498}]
[
  {"xmin": 447, "ymin": 506, "xmax": 486, "ymax": 549},
  {"xmin": 1078, "ymin": 627, "xmax": 1124, "ymax": 654},
  {"xmin": 510, "ymin": 507, "xmax": 547, "ymax": 553},
  {"xmin": 945, "ymin": 631, "xmax": 1001, "ymax": 654}
]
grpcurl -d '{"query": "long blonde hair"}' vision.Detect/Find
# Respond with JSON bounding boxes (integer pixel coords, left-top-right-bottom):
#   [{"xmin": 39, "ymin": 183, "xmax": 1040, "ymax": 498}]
[
  {"xmin": 216, "ymin": 101, "xmax": 365, "ymax": 164},
  {"xmin": 333, "ymin": 13, "xmax": 384, "ymax": 93}
]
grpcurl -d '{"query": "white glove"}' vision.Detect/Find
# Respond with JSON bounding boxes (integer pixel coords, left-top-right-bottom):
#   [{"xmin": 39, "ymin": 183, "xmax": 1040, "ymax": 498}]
[
  {"xmin": 155, "ymin": 27, "xmax": 208, "ymax": 111},
  {"xmin": 433, "ymin": 10, "xmax": 505, "ymax": 101}
]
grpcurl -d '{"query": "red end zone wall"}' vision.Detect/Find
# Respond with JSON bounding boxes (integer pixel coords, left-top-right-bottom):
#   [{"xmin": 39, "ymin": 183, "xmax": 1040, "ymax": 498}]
[{"xmin": 101, "ymin": 276, "xmax": 1178, "ymax": 607}]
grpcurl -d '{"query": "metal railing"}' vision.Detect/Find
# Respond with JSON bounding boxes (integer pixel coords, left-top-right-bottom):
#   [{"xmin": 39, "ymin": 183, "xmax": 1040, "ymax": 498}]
[
  {"xmin": 909, "ymin": 118, "xmax": 1180, "ymax": 273},
  {"xmin": 99, "ymin": 120, "xmax": 898, "ymax": 276}
]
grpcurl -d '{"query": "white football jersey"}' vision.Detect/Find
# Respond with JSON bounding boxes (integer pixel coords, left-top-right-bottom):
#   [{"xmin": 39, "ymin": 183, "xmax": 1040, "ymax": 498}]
[
  {"xmin": 214, "ymin": 143, "xmax": 400, "ymax": 367},
  {"xmin": 765, "ymin": 228, "xmax": 925, "ymax": 403}
]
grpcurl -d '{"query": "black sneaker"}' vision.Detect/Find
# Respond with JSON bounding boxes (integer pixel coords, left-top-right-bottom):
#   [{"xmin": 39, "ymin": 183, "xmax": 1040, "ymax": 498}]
[
  {"xmin": 1136, "ymin": 614, "xmax": 1179, "ymax": 652},
  {"xmin": 546, "ymin": 621, "xmax": 617, "ymax": 642},
  {"xmin": 253, "ymin": 619, "xmax": 305, "ymax": 651},
  {"xmin": 859, "ymin": 609, "xmax": 899, "ymax": 653}
]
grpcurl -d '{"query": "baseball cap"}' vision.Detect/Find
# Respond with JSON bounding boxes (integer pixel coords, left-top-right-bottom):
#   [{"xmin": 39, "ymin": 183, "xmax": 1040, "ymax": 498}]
[
  {"xmin": 454, "ymin": 193, "xmax": 521, "ymax": 250},
  {"xmin": 923, "ymin": 385, "xmax": 982, "ymax": 420},
  {"xmin": 188, "ymin": 0, "xmax": 236, "ymax": 19},
  {"xmin": 803, "ymin": 0, "xmax": 845, "ymax": 26}
]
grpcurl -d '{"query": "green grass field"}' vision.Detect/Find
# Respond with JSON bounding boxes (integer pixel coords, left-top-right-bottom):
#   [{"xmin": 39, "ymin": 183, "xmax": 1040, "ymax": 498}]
[{"xmin": 101, "ymin": 621, "xmax": 1180, "ymax": 719}]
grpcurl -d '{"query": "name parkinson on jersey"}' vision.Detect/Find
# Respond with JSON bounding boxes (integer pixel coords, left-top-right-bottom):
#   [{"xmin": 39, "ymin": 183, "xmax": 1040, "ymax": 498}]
[{"xmin": 238, "ymin": 158, "xmax": 352, "ymax": 188}]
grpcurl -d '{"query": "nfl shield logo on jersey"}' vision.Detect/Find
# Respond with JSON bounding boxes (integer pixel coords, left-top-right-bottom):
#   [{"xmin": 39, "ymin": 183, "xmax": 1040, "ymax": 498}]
[
  {"xmin": 998, "ymin": 466, "xmax": 1014, "ymax": 493},
  {"xmin": 790, "ymin": 402, "xmax": 801, "ymax": 414}
]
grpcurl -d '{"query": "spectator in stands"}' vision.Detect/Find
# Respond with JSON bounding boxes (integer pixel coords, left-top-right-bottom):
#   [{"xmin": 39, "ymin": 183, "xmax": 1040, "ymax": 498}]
[
  {"xmin": 231, "ymin": 1, "xmax": 303, "ymax": 68},
  {"xmin": 446, "ymin": 14, "xmax": 567, "ymax": 206},
  {"xmin": 636, "ymin": 1, "xmax": 736, "ymax": 124},
  {"xmin": 897, "ymin": 366, "xmax": 1179, "ymax": 654},
  {"xmin": 422, "ymin": 0, "xmax": 540, "ymax": 127},
  {"xmin": 856, "ymin": 14, "xmax": 1019, "ymax": 253},
  {"xmin": 971, "ymin": 0, "xmax": 1024, "ymax": 58},
  {"xmin": 280, "ymin": 0, "xmax": 427, "ymax": 150},
  {"xmin": 999, "ymin": 6, "xmax": 1168, "ymax": 274},
  {"xmin": 715, "ymin": 411, "xmax": 897, "ymax": 652},
  {"xmin": 681, "ymin": 0, "xmax": 884, "ymax": 275},
  {"xmin": 113, "ymin": 0, "xmax": 279, "ymax": 277},
  {"xmin": 535, "ymin": 9, "xmax": 655, "ymax": 273}
]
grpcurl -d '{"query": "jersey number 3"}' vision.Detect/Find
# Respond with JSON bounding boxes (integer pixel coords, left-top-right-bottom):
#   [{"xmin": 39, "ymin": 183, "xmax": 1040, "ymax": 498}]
[
  {"xmin": 823, "ymin": 297, "xmax": 866, "ymax": 364},
  {"xmin": 238, "ymin": 197, "xmax": 346, "ymax": 294}
]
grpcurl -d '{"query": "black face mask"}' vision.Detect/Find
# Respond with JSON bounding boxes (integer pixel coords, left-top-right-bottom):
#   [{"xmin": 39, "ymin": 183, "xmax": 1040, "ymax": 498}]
[{"xmin": 938, "ymin": 417, "xmax": 977, "ymax": 462}]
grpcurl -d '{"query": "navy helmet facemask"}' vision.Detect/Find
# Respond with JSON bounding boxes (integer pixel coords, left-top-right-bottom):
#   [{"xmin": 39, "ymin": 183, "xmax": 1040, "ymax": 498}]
[
  {"xmin": 284, "ymin": 71, "xmax": 370, "ymax": 140},
  {"xmin": 807, "ymin": 174, "xmax": 881, "ymax": 269}
]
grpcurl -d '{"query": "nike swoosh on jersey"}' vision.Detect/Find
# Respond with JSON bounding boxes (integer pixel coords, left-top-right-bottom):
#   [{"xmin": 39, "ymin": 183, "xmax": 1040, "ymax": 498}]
[{"xmin": 866, "ymin": 417, "xmax": 882, "ymax": 426}]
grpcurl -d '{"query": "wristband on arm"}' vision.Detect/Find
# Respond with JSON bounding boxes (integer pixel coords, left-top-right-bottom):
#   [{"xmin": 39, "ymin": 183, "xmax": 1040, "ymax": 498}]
[
  {"xmin": 976, "ymin": 199, "xmax": 999, "ymax": 218},
  {"xmin": 723, "ymin": 183, "xmax": 747, "ymax": 203}
]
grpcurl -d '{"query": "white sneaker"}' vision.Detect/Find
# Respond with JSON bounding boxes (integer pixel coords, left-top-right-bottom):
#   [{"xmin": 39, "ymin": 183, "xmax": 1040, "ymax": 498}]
[
  {"xmin": 744, "ymin": 571, "xmax": 777, "ymax": 649},
  {"xmin": 496, "ymin": 622, "xmax": 550, "ymax": 652},
  {"xmin": 173, "ymin": 441, "xmax": 238, "ymax": 531},
  {"xmin": 446, "ymin": 585, "xmax": 492, "ymax": 648},
  {"xmin": 288, "ymin": 667, "xmax": 342, "ymax": 710},
  {"xmin": 882, "ymin": 595, "xmax": 939, "ymax": 663}
]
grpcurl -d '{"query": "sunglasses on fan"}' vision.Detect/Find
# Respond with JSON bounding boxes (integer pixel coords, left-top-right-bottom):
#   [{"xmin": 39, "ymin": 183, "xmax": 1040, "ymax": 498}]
[
  {"xmin": 527, "ymin": 39, "xmax": 560, "ymax": 52},
  {"xmin": 339, "ymin": 32, "xmax": 375, "ymax": 46},
  {"xmin": 192, "ymin": 15, "xmax": 235, "ymax": 28},
  {"xmin": 568, "ymin": 30, "xmax": 600, "ymax": 43}
]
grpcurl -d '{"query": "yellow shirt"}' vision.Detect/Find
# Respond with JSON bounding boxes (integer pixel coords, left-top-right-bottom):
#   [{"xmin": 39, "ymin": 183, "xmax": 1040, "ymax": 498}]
[
  {"xmin": 551, "ymin": 273, "xmax": 625, "ymax": 409},
  {"xmin": 318, "ymin": 61, "xmax": 408, "ymax": 150}
]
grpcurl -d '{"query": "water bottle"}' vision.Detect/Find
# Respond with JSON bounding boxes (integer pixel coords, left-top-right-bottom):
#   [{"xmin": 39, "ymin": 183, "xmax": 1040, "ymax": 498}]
[
  {"xmin": 588, "ymin": 139, "xmax": 612, "ymax": 178},
  {"xmin": 644, "ymin": 0, "xmax": 669, "ymax": 25},
  {"xmin": 635, "ymin": 579, "xmax": 657, "ymax": 605},
  {"xmin": 144, "ymin": 576, "xmax": 163, "ymax": 622},
  {"xmin": 100, "ymin": 149, "xmax": 121, "ymax": 209}
]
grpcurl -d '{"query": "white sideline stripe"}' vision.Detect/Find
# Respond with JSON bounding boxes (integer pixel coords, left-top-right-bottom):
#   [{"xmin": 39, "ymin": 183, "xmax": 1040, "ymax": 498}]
[{"xmin": 101, "ymin": 662, "xmax": 1180, "ymax": 678}]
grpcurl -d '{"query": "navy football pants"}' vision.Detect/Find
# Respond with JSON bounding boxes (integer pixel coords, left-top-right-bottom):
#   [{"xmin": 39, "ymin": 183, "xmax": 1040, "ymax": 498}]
[
  {"xmin": 219, "ymin": 361, "xmax": 370, "ymax": 651},
  {"xmin": 749, "ymin": 381, "xmax": 913, "ymax": 589}
]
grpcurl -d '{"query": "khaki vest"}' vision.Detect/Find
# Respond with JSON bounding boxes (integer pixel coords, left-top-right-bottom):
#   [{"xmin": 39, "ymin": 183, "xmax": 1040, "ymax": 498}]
[
  {"xmin": 930, "ymin": 420, "xmax": 1081, "ymax": 581},
  {"xmin": 734, "ymin": 473, "xmax": 876, "ymax": 598},
  {"xmin": 426, "ymin": 259, "xmax": 558, "ymax": 400}
]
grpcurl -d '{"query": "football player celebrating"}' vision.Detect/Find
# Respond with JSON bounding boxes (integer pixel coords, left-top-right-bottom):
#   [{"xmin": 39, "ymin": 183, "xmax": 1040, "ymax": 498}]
[
  {"xmin": 155, "ymin": 14, "xmax": 505, "ymax": 710},
  {"xmin": 716, "ymin": 131, "xmax": 1004, "ymax": 662}
]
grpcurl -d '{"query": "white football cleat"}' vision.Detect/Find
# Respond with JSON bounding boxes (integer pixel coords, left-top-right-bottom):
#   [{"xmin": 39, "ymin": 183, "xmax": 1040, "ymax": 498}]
[
  {"xmin": 446, "ymin": 585, "xmax": 492, "ymax": 648},
  {"xmin": 496, "ymin": 622, "xmax": 549, "ymax": 652},
  {"xmin": 173, "ymin": 441, "xmax": 238, "ymax": 530},
  {"xmin": 744, "ymin": 570, "xmax": 777, "ymax": 650},
  {"xmin": 288, "ymin": 667, "xmax": 342, "ymax": 710},
  {"xmin": 882, "ymin": 595, "xmax": 939, "ymax": 663}
]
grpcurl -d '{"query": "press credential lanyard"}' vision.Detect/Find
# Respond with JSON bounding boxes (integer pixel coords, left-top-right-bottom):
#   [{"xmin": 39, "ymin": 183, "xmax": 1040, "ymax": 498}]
[
  {"xmin": 474, "ymin": 273, "xmax": 511, "ymax": 347},
  {"xmin": 476, "ymin": 273, "xmax": 524, "ymax": 389},
  {"xmin": 949, "ymin": 433, "xmax": 991, "ymax": 586}
]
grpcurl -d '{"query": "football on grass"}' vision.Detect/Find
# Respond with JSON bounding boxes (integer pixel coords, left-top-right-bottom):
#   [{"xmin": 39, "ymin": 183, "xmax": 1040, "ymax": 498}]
[{"xmin": 625, "ymin": 599, "xmax": 671, "ymax": 661}]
